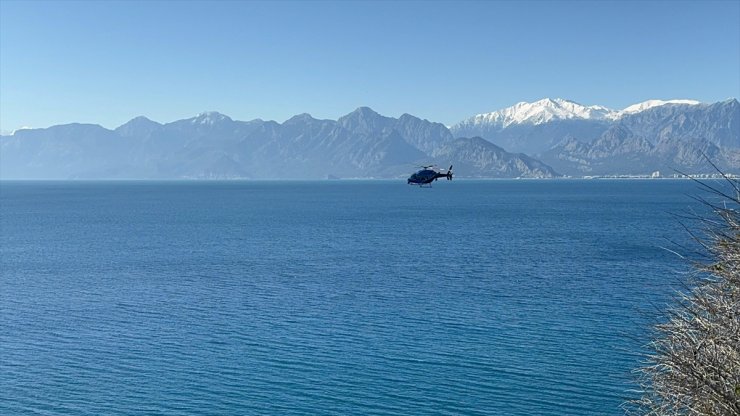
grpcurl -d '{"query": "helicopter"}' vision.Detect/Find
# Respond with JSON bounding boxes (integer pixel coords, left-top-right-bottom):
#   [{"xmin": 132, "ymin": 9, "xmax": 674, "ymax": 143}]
[{"xmin": 407, "ymin": 165, "xmax": 453, "ymax": 187}]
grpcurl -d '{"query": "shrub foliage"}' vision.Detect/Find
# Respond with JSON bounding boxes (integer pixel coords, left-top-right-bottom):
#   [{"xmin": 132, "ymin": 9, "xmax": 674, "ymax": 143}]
[{"xmin": 631, "ymin": 178, "xmax": 740, "ymax": 415}]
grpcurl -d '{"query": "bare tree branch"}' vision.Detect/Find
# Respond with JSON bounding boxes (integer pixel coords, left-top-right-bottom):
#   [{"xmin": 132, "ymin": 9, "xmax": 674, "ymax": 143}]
[{"xmin": 625, "ymin": 174, "xmax": 740, "ymax": 416}]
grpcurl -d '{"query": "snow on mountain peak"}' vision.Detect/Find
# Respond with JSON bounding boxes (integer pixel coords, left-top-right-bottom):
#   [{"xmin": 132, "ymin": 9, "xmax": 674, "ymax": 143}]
[
  {"xmin": 4, "ymin": 126, "xmax": 33, "ymax": 135},
  {"xmin": 456, "ymin": 98, "xmax": 706, "ymax": 130},
  {"xmin": 465, "ymin": 98, "xmax": 616, "ymax": 128},
  {"xmin": 193, "ymin": 111, "xmax": 232, "ymax": 125},
  {"xmin": 617, "ymin": 99, "xmax": 701, "ymax": 116}
]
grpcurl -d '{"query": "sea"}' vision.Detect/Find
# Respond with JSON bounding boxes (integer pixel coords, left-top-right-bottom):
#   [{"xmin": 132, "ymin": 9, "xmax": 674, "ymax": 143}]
[{"xmin": 0, "ymin": 179, "xmax": 717, "ymax": 415}]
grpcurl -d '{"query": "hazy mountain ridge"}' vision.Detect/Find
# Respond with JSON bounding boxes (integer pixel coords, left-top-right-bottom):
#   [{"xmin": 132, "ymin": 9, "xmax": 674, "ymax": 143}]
[
  {"xmin": 451, "ymin": 98, "xmax": 739, "ymax": 175},
  {"xmin": 433, "ymin": 137, "xmax": 559, "ymax": 178},
  {"xmin": 2, "ymin": 98, "xmax": 736, "ymax": 179},
  {"xmin": 0, "ymin": 108, "xmax": 551, "ymax": 179},
  {"xmin": 616, "ymin": 99, "xmax": 739, "ymax": 149},
  {"xmin": 542, "ymin": 123, "xmax": 739, "ymax": 176}
]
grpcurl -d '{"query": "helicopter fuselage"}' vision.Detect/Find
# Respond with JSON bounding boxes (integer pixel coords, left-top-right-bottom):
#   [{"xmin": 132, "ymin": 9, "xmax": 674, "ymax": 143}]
[{"xmin": 407, "ymin": 166, "xmax": 452, "ymax": 186}]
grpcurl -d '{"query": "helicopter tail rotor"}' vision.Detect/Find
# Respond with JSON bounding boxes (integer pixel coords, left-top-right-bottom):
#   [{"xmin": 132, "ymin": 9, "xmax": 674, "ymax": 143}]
[{"xmin": 447, "ymin": 165, "xmax": 453, "ymax": 180}]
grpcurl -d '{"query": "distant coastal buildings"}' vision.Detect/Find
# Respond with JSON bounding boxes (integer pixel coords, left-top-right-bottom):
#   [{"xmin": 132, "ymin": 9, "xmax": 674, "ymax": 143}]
[{"xmin": 578, "ymin": 173, "xmax": 739, "ymax": 179}]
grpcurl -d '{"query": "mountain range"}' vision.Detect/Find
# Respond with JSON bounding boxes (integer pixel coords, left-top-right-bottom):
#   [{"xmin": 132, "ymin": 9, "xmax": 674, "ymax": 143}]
[
  {"xmin": 1, "ymin": 98, "xmax": 737, "ymax": 179},
  {"xmin": 450, "ymin": 98, "xmax": 739, "ymax": 176}
]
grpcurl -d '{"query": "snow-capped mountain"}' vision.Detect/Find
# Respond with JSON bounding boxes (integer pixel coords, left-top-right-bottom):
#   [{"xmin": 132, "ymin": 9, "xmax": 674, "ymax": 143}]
[
  {"xmin": 453, "ymin": 98, "xmax": 704, "ymax": 132},
  {"xmin": 458, "ymin": 98, "xmax": 615, "ymax": 129},
  {"xmin": 450, "ymin": 98, "xmax": 712, "ymax": 154},
  {"xmin": 616, "ymin": 99, "xmax": 701, "ymax": 117},
  {"xmin": 191, "ymin": 111, "xmax": 233, "ymax": 125},
  {"xmin": 539, "ymin": 98, "xmax": 740, "ymax": 175},
  {"xmin": 1, "ymin": 98, "xmax": 736, "ymax": 179}
]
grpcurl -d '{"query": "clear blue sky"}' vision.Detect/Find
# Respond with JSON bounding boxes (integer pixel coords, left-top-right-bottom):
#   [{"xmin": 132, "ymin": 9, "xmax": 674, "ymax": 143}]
[{"xmin": 1, "ymin": 0, "xmax": 738, "ymax": 131}]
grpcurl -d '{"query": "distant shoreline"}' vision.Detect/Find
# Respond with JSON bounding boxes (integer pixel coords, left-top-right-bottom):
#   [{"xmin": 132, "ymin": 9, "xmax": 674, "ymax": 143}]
[{"xmin": 1, "ymin": 175, "xmax": 737, "ymax": 182}]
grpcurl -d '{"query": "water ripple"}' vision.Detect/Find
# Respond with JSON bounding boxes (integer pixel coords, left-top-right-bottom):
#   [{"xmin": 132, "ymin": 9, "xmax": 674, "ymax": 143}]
[{"xmin": 1, "ymin": 180, "xmax": 703, "ymax": 415}]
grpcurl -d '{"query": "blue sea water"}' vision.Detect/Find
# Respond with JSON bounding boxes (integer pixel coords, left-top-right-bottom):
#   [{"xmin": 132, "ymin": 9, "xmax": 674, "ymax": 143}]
[{"xmin": 0, "ymin": 180, "xmax": 711, "ymax": 415}]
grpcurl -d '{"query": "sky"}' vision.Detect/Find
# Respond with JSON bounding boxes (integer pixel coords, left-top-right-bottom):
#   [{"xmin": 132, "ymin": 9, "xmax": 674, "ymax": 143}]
[{"xmin": 1, "ymin": 0, "xmax": 739, "ymax": 132}]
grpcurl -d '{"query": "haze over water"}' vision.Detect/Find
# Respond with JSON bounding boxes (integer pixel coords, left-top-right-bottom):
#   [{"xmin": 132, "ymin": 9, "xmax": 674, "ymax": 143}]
[{"xmin": 0, "ymin": 180, "xmax": 707, "ymax": 415}]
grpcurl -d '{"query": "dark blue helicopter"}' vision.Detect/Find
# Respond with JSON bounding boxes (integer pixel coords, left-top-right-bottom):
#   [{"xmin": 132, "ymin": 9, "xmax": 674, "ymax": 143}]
[{"xmin": 407, "ymin": 165, "xmax": 453, "ymax": 186}]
